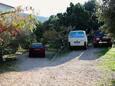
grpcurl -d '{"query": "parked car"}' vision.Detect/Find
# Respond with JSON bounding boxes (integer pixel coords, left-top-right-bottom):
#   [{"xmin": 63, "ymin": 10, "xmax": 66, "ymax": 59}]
[
  {"xmin": 29, "ymin": 43, "xmax": 45, "ymax": 57},
  {"xmin": 93, "ymin": 31, "xmax": 112, "ymax": 47},
  {"xmin": 68, "ymin": 30, "xmax": 88, "ymax": 49}
]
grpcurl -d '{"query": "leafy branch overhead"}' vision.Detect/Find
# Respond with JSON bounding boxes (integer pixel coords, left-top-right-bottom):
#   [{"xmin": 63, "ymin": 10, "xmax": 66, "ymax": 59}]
[
  {"xmin": 0, "ymin": 6, "xmax": 38, "ymax": 54},
  {"xmin": 34, "ymin": 0, "xmax": 100, "ymax": 50},
  {"xmin": 99, "ymin": 0, "xmax": 115, "ymax": 37}
]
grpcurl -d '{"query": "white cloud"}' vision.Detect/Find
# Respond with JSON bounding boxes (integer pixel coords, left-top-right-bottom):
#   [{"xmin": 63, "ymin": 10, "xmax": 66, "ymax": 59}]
[{"xmin": 0, "ymin": 0, "xmax": 88, "ymax": 17}]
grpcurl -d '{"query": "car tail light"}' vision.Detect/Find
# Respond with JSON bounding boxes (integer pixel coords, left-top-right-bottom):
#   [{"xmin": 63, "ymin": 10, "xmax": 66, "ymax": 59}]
[
  {"xmin": 96, "ymin": 38, "xmax": 100, "ymax": 41},
  {"xmin": 93, "ymin": 37, "xmax": 99, "ymax": 43}
]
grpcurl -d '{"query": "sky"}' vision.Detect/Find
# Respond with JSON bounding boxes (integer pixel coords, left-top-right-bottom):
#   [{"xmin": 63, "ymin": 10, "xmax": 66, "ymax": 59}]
[{"xmin": 0, "ymin": 0, "xmax": 88, "ymax": 17}]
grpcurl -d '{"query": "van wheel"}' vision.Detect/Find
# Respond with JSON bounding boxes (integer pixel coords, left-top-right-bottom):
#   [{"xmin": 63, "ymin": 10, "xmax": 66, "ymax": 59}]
[
  {"xmin": 69, "ymin": 46, "xmax": 73, "ymax": 50},
  {"xmin": 83, "ymin": 45, "xmax": 87, "ymax": 50},
  {"xmin": 84, "ymin": 42, "xmax": 87, "ymax": 50},
  {"xmin": 69, "ymin": 42, "xmax": 73, "ymax": 50}
]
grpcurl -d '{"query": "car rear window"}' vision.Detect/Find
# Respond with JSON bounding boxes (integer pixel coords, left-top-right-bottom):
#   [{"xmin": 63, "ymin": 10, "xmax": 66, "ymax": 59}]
[
  {"xmin": 95, "ymin": 31, "xmax": 104, "ymax": 37},
  {"xmin": 31, "ymin": 43, "xmax": 44, "ymax": 48},
  {"xmin": 69, "ymin": 32, "xmax": 85, "ymax": 38}
]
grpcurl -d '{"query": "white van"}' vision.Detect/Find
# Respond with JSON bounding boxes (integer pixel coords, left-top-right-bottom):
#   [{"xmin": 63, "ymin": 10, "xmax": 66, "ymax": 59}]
[{"xmin": 68, "ymin": 30, "xmax": 88, "ymax": 49}]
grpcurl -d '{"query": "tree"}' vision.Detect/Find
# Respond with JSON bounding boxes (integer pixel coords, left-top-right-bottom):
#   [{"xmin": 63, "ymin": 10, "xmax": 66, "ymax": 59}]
[
  {"xmin": 0, "ymin": 6, "xmax": 38, "ymax": 56},
  {"xmin": 99, "ymin": 0, "xmax": 115, "ymax": 37},
  {"xmin": 64, "ymin": 3, "xmax": 90, "ymax": 29},
  {"xmin": 34, "ymin": 1, "xmax": 101, "ymax": 50},
  {"xmin": 43, "ymin": 26, "xmax": 68, "ymax": 50},
  {"xmin": 84, "ymin": 0, "xmax": 101, "ymax": 33},
  {"xmin": 33, "ymin": 22, "xmax": 43, "ymax": 42},
  {"xmin": 56, "ymin": 2, "xmax": 100, "ymax": 33}
]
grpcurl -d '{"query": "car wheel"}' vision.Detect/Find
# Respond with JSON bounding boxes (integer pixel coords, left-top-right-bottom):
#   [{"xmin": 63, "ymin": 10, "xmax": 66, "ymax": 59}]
[
  {"xmin": 41, "ymin": 53, "xmax": 45, "ymax": 57},
  {"xmin": 108, "ymin": 43, "xmax": 112, "ymax": 47},
  {"xmin": 93, "ymin": 44, "xmax": 96, "ymax": 48},
  {"xmin": 29, "ymin": 54, "xmax": 33, "ymax": 57},
  {"xmin": 93, "ymin": 44, "xmax": 98, "ymax": 48}
]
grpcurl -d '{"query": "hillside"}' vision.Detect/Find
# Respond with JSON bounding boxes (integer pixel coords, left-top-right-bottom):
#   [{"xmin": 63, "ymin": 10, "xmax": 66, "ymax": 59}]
[
  {"xmin": 37, "ymin": 16, "xmax": 49, "ymax": 23},
  {"xmin": 19, "ymin": 13, "xmax": 49, "ymax": 23}
]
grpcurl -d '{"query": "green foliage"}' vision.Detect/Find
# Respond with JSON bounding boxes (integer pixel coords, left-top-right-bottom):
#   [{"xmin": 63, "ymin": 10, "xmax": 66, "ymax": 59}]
[
  {"xmin": 34, "ymin": 1, "xmax": 100, "ymax": 50},
  {"xmin": 15, "ymin": 33, "xmax": 37, "ymax": 49},
  {"xmin": 43, "ymin": 29, "xmax": 62, "ymax": 49},
  {"xmin": 56, "ymin": 1, "xmax": 100, "ymax": 32},
  {"xmin": 84, "ymin": 0, "xmax": 101, "ymax": 32},
  {"xmin": 99, "ymin": 0, "xmax": 115, "ymax": 37},
  {"xmin": 0, "ymin": 7, "xmax": 38, "ymax": 55},
  {"xmin": 84, "ymin": 0, "xmax": 96, "ymax": 13},
  {"xmin": 34, "ymin": 23, "xmax": 44, "ymax": 42},
  {"xmin": 65, "ymin": 3, "xmax": 90, "ymax": 29}
]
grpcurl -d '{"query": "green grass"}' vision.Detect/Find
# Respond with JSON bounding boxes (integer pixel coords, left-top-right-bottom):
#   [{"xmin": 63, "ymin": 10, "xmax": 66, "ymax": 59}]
[
  {"xmin": 100, "ymin": 48, "xmax": 115, "ymax": 71},
  {"xmin": 94, "ymin": 80, "xmax": 115, "ymax": 86},
  {"xmin": 97, "ymin": 48, "xmax": 110, "ymax": 57},
  {"xmin": 94, "ymin": 47, "xmax": 115, "ymax": 86},
  {"xmin": 111, "ymin": 80, "xmax": 115, "ymax": 85}
]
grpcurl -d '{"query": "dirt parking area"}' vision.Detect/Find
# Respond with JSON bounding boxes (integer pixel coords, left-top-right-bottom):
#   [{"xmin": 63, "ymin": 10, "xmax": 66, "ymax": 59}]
[{"xmin": 0, "ymin": 47, "xmax": 110, "ymax": 86}]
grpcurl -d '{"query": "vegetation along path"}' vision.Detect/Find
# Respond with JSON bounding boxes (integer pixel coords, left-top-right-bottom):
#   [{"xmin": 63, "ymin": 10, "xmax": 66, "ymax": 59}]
[{"xmin": 0, "ymin": 47, "xmax": 111, "ymax": 86}]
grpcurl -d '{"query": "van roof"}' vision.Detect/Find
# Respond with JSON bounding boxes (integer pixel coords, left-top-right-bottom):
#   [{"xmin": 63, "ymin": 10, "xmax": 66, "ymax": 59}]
[{"xmin": 69, "ymin": 30, "xmax": 86, "ymax": 32}]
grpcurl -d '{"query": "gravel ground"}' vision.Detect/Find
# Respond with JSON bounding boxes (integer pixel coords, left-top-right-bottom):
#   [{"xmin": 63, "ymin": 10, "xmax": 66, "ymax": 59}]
[{"xmin": 0, "ymin": 47, "xmax": 110, "ymax": 86}]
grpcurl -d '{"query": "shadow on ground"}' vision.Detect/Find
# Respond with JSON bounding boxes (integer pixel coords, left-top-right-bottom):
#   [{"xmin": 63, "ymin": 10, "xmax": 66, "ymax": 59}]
[
  {"xmin": 96, "ymin": 47, "xmax": 110, "ymax": 57},
  {"xmin": 0, "ymin": 46, "xmax": 109, "ymax": 73},
  {"xmin": 78, "ymin": 46, "xmax": 110, "ymax": 60}
]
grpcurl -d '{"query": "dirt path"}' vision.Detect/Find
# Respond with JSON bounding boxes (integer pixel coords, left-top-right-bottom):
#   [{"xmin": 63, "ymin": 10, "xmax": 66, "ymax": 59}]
[{"xmin": 0, "ymin": 47, "xmax": 109, "ymax": 86}]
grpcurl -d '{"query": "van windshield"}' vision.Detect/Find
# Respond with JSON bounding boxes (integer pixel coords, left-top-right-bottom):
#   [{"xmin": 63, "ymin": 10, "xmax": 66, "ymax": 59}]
[{"xmin": 69, "ymin": 32, "xmax": 85, "ymax": 38}]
